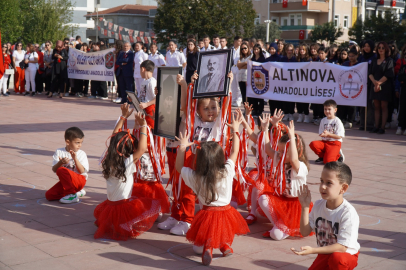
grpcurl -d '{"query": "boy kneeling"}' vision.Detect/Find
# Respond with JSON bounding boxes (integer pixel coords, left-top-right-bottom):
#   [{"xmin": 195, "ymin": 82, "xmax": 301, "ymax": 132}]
[{"xmin": 292, "ymin": 162, "xmax": 360, "ymax": 270}]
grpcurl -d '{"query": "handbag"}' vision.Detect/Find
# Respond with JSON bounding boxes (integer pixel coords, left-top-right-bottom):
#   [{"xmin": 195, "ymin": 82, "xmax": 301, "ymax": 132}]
[
  {"xmin": 5, "ymin": 69, "xmax": 14, "ymax": 75},
  {"xmin": 19, "ymin": 52, "xmax": 32, "ymax": 69}
]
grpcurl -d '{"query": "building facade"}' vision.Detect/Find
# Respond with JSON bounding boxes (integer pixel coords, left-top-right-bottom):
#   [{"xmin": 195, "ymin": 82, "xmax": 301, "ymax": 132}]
[{"xmin": 69, "ymin": 0, "xmax": 157, "ymax": 40}]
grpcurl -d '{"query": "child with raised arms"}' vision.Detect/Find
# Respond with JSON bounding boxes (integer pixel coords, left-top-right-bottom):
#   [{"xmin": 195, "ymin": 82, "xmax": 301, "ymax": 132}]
[
  {"xmin": 293, "ymin": 162, "xmax": 360, "ymax": 270},
  {"xmin": 46, "ymin": 127, "xmax": 89, "ymax": 204},
  {"xmin": 93, "ymin": 107, "xmax": 161, "ymax": 240},
  {"xmin": 175, "ymin": 113, "xmax": 249, "ymax": 266}
]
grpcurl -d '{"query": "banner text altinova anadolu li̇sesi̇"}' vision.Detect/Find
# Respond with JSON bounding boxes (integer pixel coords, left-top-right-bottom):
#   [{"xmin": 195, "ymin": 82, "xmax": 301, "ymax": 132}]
[
  {"xmin": 247, "ymin": 61, "xmax": 368, "ymax": 107},
  {"xmin": 67, "ymin": 48, "xmax": 116, "ymax": 81}
]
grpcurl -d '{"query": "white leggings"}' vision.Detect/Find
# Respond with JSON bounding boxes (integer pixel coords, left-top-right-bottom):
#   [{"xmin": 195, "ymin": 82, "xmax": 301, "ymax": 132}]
[
  {"xmin": 0, "ymin": 74, "xmax": 9, "ymax": 94},
  {"xmin": 25, "ymin": 68, "xmax": 36, "ymax": 92}
]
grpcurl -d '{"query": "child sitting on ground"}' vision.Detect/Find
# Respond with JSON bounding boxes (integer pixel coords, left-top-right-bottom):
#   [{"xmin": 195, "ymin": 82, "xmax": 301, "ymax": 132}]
[
  {"xmin": 309, "ymin": 99, "xmax": 345, "ymax": 164},
  {"xmin": 293, "ymin": 162, "xmax": 360, "ymax": 270},
  {"xmin": 46, "ymin": 127, "xmax": 89, "ymax": 204}
]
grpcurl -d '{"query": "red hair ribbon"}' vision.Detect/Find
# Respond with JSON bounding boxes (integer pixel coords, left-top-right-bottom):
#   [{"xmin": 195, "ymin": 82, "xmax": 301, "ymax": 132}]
[{"xmin": 116, "ymin": 129, "xmax": 134, "ymax": 156}]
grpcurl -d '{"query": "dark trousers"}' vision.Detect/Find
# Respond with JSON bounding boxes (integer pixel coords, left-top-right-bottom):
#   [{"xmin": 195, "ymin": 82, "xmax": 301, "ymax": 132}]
[
  {"xmin": 280, "ymin": 101, "xmax": 295, "ymax": 115},
  {"xmin": 398, "ymin": 88, "xmax": 406, "ymax": 129},
  {"xmin": 51, "ymin": 75, "xmax": 66, "ymax": 93},
  {"xmin": 239, "ymin": 82, "xmax": 247, "ymax": 103},
  {"xmin": 247, "ymin": 97, "xmax": 264, "ymax": 116},
  {"xmin": 268, "ymin": 99, "xmax": 279, "ymax": 114},
  {"xmin": 35, "ymin": 71, "xmax": 44, "ymax": 93},
  {"xmin": 44, "ymin": 73, "xmax": 52, "ymax": 93},
  {"xmin": 296, "ymin": 102, "xmax": 310, "ymax": 115},
  {"xmin": 312, "ymin": 104, "xmax": 324, "ymax": 119},
  {"xmin": 118, "ymin": 74, "xmax": 134, "ymax": 103},
  {"xmin": 90, "ymin": 80, "xmax": 107, "ymax": 98},
  {"xmin": 337, "ymin": 105, "xmax": 356, "ymax": 123}
]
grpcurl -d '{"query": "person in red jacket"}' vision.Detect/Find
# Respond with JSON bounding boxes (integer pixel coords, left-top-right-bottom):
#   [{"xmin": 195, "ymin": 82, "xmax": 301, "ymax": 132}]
[{"xmin": 1, "ymin": 44, "xmax": 12, "ymax": 96}]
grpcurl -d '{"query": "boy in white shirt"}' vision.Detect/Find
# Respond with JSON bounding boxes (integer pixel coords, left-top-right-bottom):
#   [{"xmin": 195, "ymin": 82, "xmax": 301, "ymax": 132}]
[
  {"xmin": 138, "ymin": 60, "xmax": 156, "ymax": 129},
  {"xmin": 46, "ymin": 127, "xmax": 89, "ymax": 204},
  {"xmin": 293, "ymin": 162, "xmax": 360, "ymax": 270},
  {"xmin": 220, "ymin": 37, "xmax": 228, "ymax": 49},
  {"xmin": 309, "ymin": 99, "xmax": 345, "ymax": 164}
]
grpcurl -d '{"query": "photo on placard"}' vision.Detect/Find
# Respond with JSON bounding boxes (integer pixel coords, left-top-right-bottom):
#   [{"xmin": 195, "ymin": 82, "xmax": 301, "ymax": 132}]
[
  {"xmin": 193, "ymin": 49, "xmax": 232, "ymax": 98},
  {"xmin": 154, "ymin": 67, "xmax": 182, "ymax": 140},
  {"xmin": 126, "ymin": 91, "xmax": 146, "ymax": 115}
]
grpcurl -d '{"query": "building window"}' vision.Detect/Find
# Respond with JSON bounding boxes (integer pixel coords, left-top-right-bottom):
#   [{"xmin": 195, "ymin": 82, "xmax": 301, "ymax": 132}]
[
  {"xmin": 147, "ymin": 20, "xmax": 154, "ymax": 30},
  {"xmin": 281, "ymin": 17, "xmax": 288, "ymax": 26},
  {"xmin": 296, "ymin": 14, "xmax": 302, "ymax": 25},
  {"xmin": 254, "ymin": 14, "xmax": 261, "ymax": 25},
  {"xmin": 334, "ymin": 15, "xmax": 339, "ymax": 27},
  {"xmin": 343, "ymin": 16, "xmax": 349, "ymax": 28},
  {"xmin": 290, "ymin": 14, "xmax": 295, "ymax": 25}
]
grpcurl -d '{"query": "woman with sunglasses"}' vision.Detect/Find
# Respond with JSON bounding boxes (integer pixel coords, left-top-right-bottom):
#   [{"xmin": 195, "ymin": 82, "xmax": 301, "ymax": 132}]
[
  {"xmin": 236, "ymin": 42, "xmax": 251, "ymax": 103},
  {"xmin": 23, "ymin": 44, "xmax": 39, "ymax": 96},
  {"xmin": 43, "ymin": 41, "xmax": 53, "ymax": 95},
  {"xmin": 0, "ymin": 45, "xmax": 12, "ymax": 96},
  {"xmin": 49, "ymin": 40, "xmax": 69, "ymax": 98},
  {"xmin": 12, "ymin": 43, "xmax": 26, "ymax": 94},
  {"xmin": 369, "ymin": 42, "xmax": 395, "ymax": 134},
  {"xmin": 185, "ymin": 39, "xmax": 198, "ymax": 84}
]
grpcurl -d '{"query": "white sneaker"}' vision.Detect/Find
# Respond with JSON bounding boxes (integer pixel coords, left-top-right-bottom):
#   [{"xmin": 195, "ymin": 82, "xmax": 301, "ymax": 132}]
[
  {"xmin": 396, "ymin": 127, "xmax": 402, "ymax": 135},
  {"xmin": 297, "ymin": 114, "xmax": 304, "ymax": 123},
  {"xmin": 100, "ymin": 97, "xmax": 109, "ymax": 100},
  {"xmin": 339, "ymin": 149, "xmax": 345, "ymax": 162},
  {"xmin": 385, "ymin": 122, "xmax": 391, "ymax": 129},
  {"xmin": 157, "ymin": 216, "xmax": 179, "ymax": 230},
  {"xmin": 77, "ymin": 189, "xmax": 86, "ymax": 197},
  {"xmin": 155, "ymin": 212, "xmax": 163, "ymax": 223},
  {"xmin": 59, "ymin": 193, "xmax": 79, "ymax": 204},
  {"xmin": 304, "ymin": 115, "xmax": 310, "ymax": 123},
  {"xmin": 114, "ymin": 97, "xmax": 122, "ymax": 103},
  {"xmin": 231, "ymin": 102, "xmax": 239, "ymax": 107},
  {"xmin": 344, "ymin": 122, "xmax": 352, "ymax": 129},
  {"xmin": 193, "ymin": 245, "xmax": 204, "ymax": 255},
  {"xmin": 170, "ymin": 221, "xmax": 191, "ymax": 235}
]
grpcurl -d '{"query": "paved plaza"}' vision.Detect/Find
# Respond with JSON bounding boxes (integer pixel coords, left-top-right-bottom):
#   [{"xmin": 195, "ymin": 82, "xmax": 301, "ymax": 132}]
[{"xmin": 0, "ymin": 94, "xmax": 405, "ymax": 270}]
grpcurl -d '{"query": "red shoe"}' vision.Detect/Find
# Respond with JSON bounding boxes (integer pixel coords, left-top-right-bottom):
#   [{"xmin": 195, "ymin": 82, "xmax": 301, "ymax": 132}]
[
  {"xmin": 245, "ymin": 214, "xmax": 257, "ymax": 225},
  {"xmin": 202, "ymin": 247, "xmax": 213, "ymax": 266},
  {"xmin": 220, "ymin": 244, "xmax": 233, "ymax": 257},
  {"xmin": 262, "ymin": 231, "xmax": 271, "ymax": 238}
]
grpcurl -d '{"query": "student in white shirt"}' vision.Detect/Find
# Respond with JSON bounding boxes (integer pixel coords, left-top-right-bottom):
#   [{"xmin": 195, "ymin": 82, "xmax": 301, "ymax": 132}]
[
  {"xmin": 212, "ymin": 34, "xmax": 221, "ymax": 50},
  {"xmin": 175, "ymin": 113, "xmax": 249, "ymax": 266},
  {"xmin": 166, "ymin": 40, "xmax": 186, "ymax": 68},
  {"xmin": 23, "ymin": 44, "xmax": 38, "ymax": 96},
  {"xmin": 133, "ymin": 41, "xmax": 148, "ymax": 93},
  {"xmin": 201, "ymin": 35, "xmax": 215, "ymax": 52},
  {"xmin": 220, "ymin": 37, "xmax": 228, "ymax": 49},
  {"xmin": 148, "ymin": 43, "xmax": 166, "ymax": 80},
  {"xmin": 294, "ymin": 162, "xmax": 360, "ymax": 270},
  {"xmin": 198, "ymin": 39, "xmax": 205, "ymax": 50}
]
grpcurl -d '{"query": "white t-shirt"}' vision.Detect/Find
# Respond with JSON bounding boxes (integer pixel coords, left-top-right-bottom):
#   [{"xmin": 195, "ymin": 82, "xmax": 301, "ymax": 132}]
[
  {"xmin": 238, "ymin": 55, "xmax": 252, "ymax": 82},
  {"xmin": 283, "ymin": 161, "xmax": 308, "ymax": 198},
  {"xmin": 309, "ymin": 199, "xmax": 360, "ymax": 255},
  {"xmin": 106, "ymin": 155, "xmax": 137, "ymax": 201},
  {"xmin": 200, "ymin": 45, "xmax": 215, "ymax": 52},
  {"xmin": 12, "ymin": 50, "xmax": 26, "ymax": 67},
  {"xmin": 319, "ymin": 117, "xmax": 345, "ymax": 142},
  {"xmin": 138, "ymin": 153, "xmax": 156, "ymax": 182},
  {"xmin": 191, "ymin": 116, "xmax": 222, "ymax": 153},
  {"xmin": 138, "ymin": 77, "xmax": 156, "ymax": 103},
  {"xmin": 181, "ymin": 159, "xmax": 235, "ymax": 206},
  {"xmin": 25, "ymin": 52, "xmax": 39, "ymax": 70},
  {"xmin": 52, "ymin": 147, "xmax": 89, "ymax": 180},
  {"xmin": 166, "ymin": 50, "xmax": 186, "ymax": 67},
  {"xmin": 133, "ymin": 50, "xmax": 149, "ymax": 78},
  {"xmin": 148, "ymin": 52, "xmax": 166, "ymax": 79}
]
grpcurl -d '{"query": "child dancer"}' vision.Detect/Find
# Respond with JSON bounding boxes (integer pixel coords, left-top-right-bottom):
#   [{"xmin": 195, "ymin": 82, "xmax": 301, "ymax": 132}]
[
  {"xmin": 175, "ymin": 114, "xmax": 249, "ymax": 266},
  {"xmin": 94, "ymin": 108, "xmax": 161, "ymax": 240},
  {"xmin": 46, "ymin": 127, "xmax": 88, "ymax": 204},
  {"xmin": 293, "ymin": 162, "xmax": 360, "ymax": 270}
]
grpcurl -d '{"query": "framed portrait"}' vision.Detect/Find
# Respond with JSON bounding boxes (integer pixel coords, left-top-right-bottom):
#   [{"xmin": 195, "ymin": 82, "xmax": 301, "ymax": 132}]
[
  {"xmin": 154, "ymin": 67, "xmax": 182, "ymax": 140},
  {"xmin": 193, "ymin": 49, "xmax": 232, "ymax": 99},
  {"xmin": 126, "ymin": 91, "xmax": 146, "ymax": 115}
]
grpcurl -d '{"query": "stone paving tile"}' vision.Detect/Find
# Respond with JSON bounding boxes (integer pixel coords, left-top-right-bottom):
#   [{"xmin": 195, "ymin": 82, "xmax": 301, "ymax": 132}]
[{"xmin": 1, "ymin": 95, "xmax": 405, "ymax": 269}]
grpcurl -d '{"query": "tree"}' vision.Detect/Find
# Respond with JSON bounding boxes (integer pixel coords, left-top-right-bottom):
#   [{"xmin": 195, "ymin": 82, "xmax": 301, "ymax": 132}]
[
  {"xmin": 153, "ymin": 0, "xmax": 256, "ymax": 45},
  {"xmin": 309, "ymin": 22, "xmax": 343, "ymax": 44},
  {"xmin": 348, "ymin": 20, "xmax": 364, "ymax": 45},
  {"xmin": 252, "ymin": 23, "xmax": 281, "ymax": 43},
  {"xmin": 0, "ymin": 0, "xmax": 76, "ymax": 44}
]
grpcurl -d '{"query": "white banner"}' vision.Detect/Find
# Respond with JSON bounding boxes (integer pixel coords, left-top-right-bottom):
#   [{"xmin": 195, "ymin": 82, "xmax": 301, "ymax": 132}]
[
  {"xmin": 247, "ymin": 61, "xmax": 368, "ymax": 107},
  {"xmin": 67, "ymin": 48, "xmax": 116, "ymax": 81}
]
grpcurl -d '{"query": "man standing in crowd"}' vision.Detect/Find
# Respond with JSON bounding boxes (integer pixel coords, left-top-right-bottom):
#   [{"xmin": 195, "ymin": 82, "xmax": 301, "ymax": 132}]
[
  {"xmin": 115, "ymin": 41, "xmax": 134, "ymax": 104},
  {"xmin": 220, "ymin": 37, "xmax": 228, "ymax": 49},
  {"xmin": 201, "ymin": 35, "xmax": 215, "ymax": 52},
  {"xmin": 212, "ymin": 34, "xmax": 221, "ymax": 50}
]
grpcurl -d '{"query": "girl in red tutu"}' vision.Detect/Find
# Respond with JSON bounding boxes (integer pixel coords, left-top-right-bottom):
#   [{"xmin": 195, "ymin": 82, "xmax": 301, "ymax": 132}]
[
  {"xmin": 94, "ymin": 108, "xmax": 161, "ymax": 240},
  {"xmin": 174, "ymin": 113, "xmax": 249, "ymax": 266},
  {"xmin": 257, "ymin": 118, "xmax": 312, "ymax": 241}
]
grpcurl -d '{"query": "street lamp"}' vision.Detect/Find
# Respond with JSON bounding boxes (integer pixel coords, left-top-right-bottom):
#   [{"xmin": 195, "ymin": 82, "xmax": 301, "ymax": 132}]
[{"xmin": 264, "ymin": 20, "xmax": 271, "ymax": 43}]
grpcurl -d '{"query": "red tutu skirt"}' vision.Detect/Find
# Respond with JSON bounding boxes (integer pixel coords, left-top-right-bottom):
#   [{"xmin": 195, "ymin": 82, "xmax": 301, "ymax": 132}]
[
  {"xmin": 186, "ymin": 204, "xmax": 250, "ymax": 249},
  {"xmin": 132, "ymin": 179, "xmax": 170, "ymax": 213},
  {"xmin": 94, "ymin": 197, "xmax": 160, "ymax": 240},
  {"xmin": 231, "ymin": 179, "xmax": 247, "ymax": 206},
  {"xmin": 257, "ymin": 192, "xmax": 314, "ymax": 237}
]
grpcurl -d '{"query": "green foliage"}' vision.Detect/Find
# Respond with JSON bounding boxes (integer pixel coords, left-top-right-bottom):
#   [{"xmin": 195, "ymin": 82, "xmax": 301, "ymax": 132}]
[
  {"xmin": 309, "ymin": 22, "xmax": 343, "ymax": 44},
  {"xmin": 252, "ymin": 23, "xmax": 281, "ymax": 43},
  {"xmin": 154, "ymin": 0, "xmax": 256, "ymax": 45},
  {"xmin": 349, "ymin": 12, "xmax": 406, "ymax": 47},
  {"xmin": 0, "ymin": 0, "xmax": 76, "ymax": 44}
]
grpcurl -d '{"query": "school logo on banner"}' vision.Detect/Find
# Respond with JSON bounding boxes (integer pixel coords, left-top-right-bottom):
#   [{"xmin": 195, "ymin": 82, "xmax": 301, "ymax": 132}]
[
  {"xmin": 251, "ymin": 65, "xmax": 269, "ymax": 95},
  {"xmin": 105, "ymin": 51, "xmax": 114, "ymax": 69},
  {"xmin": 338, "ymin": 69, "xmax": 363, "ymax": 99}
]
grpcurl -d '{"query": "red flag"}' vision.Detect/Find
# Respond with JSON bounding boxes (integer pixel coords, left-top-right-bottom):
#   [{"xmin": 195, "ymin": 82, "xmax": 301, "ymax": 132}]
[
  {"xmin": 0, "ymin": 31, "xmax": 4, "ymax": 79},
  {"xmin": 104, "ymin": 29, "xmax": 107, "ymax": 36},
  {"xmin": 140, "ymin": 31, "xmax": 144, "ymax": 37},
  {"xmin": 283, "ymin": 0, "xmax": 288, "ymax": 8},
  {"xmin": 302, "ymin": 0, "xmax": 307, "ymax": 5},
  {"xmin": 108, "ymin": 22, "xmax": 113, "ymax": 30},
  {"xmin": 99, "ymin": 17, "xmax": 103, "ymax": 22},
  {"xmin": 299, "ymin": 30, "xmax": 305, "ymax": 40},
  {"xmin": 144, "ymin": 37, "xmax": 149, "ymax": 44},
  {"xmin": 379, "ymin": 0, "xmax": 384, "ymax": 4},
  {"xmin": 119, "ymin": 34, "xmax": 122, "ymax": 40},
  {"xmin": 391, "ymin": 0, "xmax": 396, "ymax": 6},
  {"xmin": 130, "ymin": 36, "xmax": 134, "ymax": 43}
]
